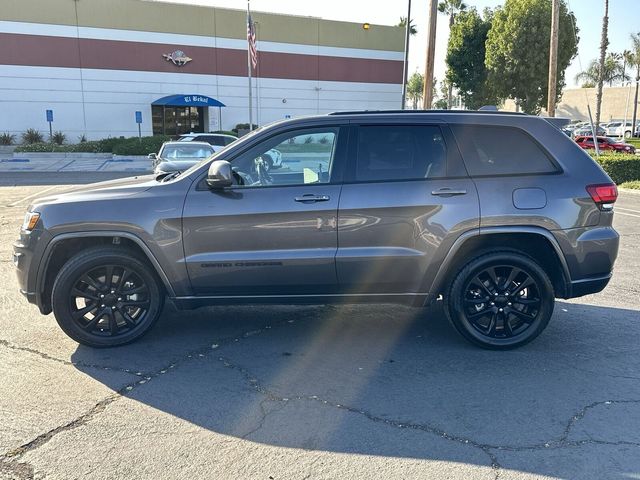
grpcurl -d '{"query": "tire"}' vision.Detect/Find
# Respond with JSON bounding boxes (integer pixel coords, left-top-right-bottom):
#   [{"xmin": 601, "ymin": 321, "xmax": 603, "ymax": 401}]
[
  {"xmin": 51, "ymin": 246, "xmax": 165, "ymax": 347},
  {"xmin": 624, "ymin": 131, "xmax": 631, "ymax": 139},
  {"xmin": 444, "ymin": 251, "xmax": 554, "ymax": 350}
]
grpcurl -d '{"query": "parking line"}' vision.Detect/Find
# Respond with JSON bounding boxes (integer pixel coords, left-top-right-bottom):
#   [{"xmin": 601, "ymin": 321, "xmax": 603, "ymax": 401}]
[
  {"xmin": 615, "ymin": 211, "xmax": 640, "ymax": 219},
  {"xmin": 616, "ymin": 206, "xmax": 640, "ymax": 214},
  {"xmin": 8, "ymin": 185, "xmax": 59, "ymax": 207}
]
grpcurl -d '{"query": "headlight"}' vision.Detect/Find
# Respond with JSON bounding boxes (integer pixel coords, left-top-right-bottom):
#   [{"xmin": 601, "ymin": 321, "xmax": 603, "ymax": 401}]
[{"xmin": 22, "ymin": 212, "xmax": 40, "ymax": 231}]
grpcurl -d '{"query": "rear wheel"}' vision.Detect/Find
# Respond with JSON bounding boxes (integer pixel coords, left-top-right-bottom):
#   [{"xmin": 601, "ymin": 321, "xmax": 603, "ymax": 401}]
[
  {"xmin": 445, "ymin": 251, "xmax": 554, "ymax": 350},
  {"xmin": 52, "ymin": 247, "xmax": 164, "ymax": 347}
]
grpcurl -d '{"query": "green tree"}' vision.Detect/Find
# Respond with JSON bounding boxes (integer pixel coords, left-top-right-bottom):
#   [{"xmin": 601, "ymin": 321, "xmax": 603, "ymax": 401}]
[
  {"xmin": 485, "ymin": 0, "xmax": 578, "ymax": 114},
  {"xmin": 438, "ymin": 0, "xmax": 467, "ymax": 107},
  {"xmin": 446, "ymin": 8, "xmax": 497, "ymax": 110},
  {"xmin": 575, "ymin": 55, "xmax": 628, "ymax": 87},
  {"xmin": 397, "ymin": 17, "xmax": 417, "ymax": 35},
  {"xmin": 406, "ymin": 72, "xmax": 424, "ymax": 109},
  {"xmin": 438, "ymin": 0, "xmax": 468, "ymax": 27}
]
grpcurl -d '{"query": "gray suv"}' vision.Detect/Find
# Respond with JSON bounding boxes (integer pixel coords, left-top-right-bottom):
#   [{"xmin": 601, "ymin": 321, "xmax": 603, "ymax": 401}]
[{"xmin": 14, "ymin": 111, "xmax": 619, "ymax": 349}]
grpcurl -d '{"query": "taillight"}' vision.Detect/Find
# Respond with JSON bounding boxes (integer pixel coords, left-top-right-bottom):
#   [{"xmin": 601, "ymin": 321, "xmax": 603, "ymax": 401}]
[{"xmin": 586, "ymin": 183, "xmax": 618, "ymax": 210}]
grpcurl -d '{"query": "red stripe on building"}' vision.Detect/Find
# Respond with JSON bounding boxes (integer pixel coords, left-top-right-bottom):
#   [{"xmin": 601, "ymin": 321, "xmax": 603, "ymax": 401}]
[{"xmin": 0, "ymin": 33, "xmax": 403, "ymax": 84}]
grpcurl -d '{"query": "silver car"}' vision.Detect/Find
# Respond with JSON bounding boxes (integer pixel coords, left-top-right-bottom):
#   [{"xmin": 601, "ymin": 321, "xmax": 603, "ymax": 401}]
[{"xmin": 149, "ymin": 141, "xmax": 215, "ymax": 174}]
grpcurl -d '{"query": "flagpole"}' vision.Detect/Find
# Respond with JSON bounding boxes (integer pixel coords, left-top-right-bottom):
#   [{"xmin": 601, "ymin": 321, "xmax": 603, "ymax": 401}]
[
  {"xmin": 247, "ymin": 0, "xmax": 253, "ymax": 131},
  {"xmin": 255, "ymin": 22, "xmax": 261, "ymax": 127}
]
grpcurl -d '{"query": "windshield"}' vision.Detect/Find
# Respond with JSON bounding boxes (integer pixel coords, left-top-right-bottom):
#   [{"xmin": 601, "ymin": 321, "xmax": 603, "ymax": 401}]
[{"xmin": 160, "ymin": 144, "xmax": 214, "ymax": 160}]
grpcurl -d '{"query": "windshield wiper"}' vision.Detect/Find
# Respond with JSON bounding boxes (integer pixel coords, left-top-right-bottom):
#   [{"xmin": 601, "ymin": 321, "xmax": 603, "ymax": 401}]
[{"xmin": 160, "ymin": 171, "xmax": 181, "ymax": 182}]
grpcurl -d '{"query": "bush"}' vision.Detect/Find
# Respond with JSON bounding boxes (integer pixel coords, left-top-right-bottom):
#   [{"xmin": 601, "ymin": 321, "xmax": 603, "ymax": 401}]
[
  {"xmin": 112, "ymin": 135, "xmax": 171, "ymax": 155},
  {"xmin": 0, "ymin": 132, "xmax": 16, "ymax": 145},
  {"xmin": 78, "ymin": 134, "xmax": 87, "ymax": 143},
  {"xmin": 589, "ymin": 153, "xmax": 640, "ymax": 184},
  {"xmin": 51, "ymin": 131, "xmax": 66, "ymax": 145},
  {"xmin": 22, "ymin": 128, "xmax": 44, "ymax": 144},
  {"xmin": 14, "ymin": 143, "xmax": 67, "ymax": 153},
  {"xmin": 620, "ymin": 180, "xmax": 640, "ymax": 190},
  {"xmin": 232, "ymin": 123, "xmax": 258, "ymax": 135}
]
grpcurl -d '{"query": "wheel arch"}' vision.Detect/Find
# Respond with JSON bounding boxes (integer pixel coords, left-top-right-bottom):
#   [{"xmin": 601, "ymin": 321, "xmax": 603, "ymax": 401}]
[
  {"xmin": 429, "ymin": 227, "xmax": 572, "ymax": 302},
  {"xmin": 37, "ymin": 231, "xmax": 176, "ymax": 314}
]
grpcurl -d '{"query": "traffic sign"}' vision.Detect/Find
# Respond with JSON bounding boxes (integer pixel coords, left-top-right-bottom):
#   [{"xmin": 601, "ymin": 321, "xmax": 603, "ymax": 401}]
[
  {"xmin": 135, "ymin": 111, "xmax": 142, "ymax": 124},
  {"xmin": 46, "ymin": 109, "xmax": 53, "ymax": 122}
]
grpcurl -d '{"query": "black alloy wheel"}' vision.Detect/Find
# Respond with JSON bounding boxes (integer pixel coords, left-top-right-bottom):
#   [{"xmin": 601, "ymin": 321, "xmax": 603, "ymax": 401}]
[
  {"xmin": 52, "ymin": 247, "xmax": 164, "ymax": 347},
  {"xmin": 446, "ymin": 251, "xmax": 554, "ymax": 349}
]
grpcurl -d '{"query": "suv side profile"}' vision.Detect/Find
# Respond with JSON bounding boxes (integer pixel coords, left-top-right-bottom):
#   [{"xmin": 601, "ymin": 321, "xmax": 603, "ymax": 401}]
[{"xmin": 14, "ymin": 111, "xmax": 619, "ymax": 349}]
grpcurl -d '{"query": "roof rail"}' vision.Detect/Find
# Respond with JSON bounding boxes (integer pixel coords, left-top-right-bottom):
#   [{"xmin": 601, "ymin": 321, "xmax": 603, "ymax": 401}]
[{"xmin": 327, "ymin": 109, "xmax": 527, "ymax": 116}]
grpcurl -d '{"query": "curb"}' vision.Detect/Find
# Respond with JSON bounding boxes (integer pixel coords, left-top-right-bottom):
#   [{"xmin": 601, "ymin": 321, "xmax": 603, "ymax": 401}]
[{"xmin": 618, "ymin": 187, "xmax": 640, "ymax": 196}]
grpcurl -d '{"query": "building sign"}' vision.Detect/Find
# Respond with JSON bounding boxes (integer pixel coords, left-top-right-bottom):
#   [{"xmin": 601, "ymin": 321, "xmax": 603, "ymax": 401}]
[{"xmin": 162, "ymin": 50, "xmax": 192, "ymax": 66}]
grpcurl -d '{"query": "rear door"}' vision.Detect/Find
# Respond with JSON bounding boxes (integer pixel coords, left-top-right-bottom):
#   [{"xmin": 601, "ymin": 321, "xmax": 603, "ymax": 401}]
[{"xmin": 336, "ymin": 122, "xmax": 479, "ymax": 295}]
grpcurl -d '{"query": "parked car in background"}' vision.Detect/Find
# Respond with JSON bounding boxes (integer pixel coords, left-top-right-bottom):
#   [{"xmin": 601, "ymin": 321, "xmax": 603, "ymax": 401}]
[
  {"xmin": 178, "ymin": 133, "xmax": 237, "ymax": 151},
  {"xmin": 575, "ymin": 135, "xmax": 636, "ymax": 154},
  {"xmin": 573, "ymin": 125, "xmax": 606, "ymax": 137},
  {"xmin": 149, "ymin": 141, "xmax": 215, "ymax": 174},
  {"xmin": 605, "ymin": 122, "xmax": 636, "ymax": 139},
  {"xmin": 15, "ymin": 110, "xmax": 619, "ymax": 350}
]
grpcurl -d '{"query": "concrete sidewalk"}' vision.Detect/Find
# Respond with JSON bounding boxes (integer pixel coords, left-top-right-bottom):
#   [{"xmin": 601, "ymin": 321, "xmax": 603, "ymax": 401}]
[{"xmin": 0, "ymin": 153, "xmax": 152, "ymax": 173}]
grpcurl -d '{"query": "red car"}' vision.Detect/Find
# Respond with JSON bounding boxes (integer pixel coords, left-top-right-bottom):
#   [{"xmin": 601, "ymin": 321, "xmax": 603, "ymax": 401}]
[{"xmin": 575, "ymin": 135, "xmax": 636, "ymax": 154}]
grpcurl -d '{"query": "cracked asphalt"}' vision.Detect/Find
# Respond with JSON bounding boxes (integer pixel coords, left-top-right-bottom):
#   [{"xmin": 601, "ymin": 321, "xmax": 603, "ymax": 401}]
[{"xmin": 1, "ymin": 173, "xmax": 639, "ymax": 480}]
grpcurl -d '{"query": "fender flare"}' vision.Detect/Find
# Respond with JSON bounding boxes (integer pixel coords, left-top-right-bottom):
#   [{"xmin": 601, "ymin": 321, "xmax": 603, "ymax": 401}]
[
  {"xmin": 428, "ymin": 226, "xmax": 572, "ymax": 300},
  {"xmin": 36, "ymin": 231, "xmax": 177, "ymax": 302}
]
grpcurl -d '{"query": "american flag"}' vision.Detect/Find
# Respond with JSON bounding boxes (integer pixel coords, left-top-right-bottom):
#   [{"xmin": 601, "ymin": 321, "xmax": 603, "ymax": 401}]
[{"xmin": 247, "ymin": 13, "xmax": 258, "ymax": 71}]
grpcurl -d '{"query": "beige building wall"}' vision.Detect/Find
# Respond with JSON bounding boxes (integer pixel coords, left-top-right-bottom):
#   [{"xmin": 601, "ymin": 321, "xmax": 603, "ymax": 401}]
[{"xmin": 502, "ymin": 85, "xmax": 640, "ymax": 122}]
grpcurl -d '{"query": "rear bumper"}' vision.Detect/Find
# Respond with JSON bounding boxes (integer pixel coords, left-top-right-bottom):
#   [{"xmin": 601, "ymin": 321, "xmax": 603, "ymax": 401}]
[{"xmin": 567, "ymin": 273, "xmax": 612, "ymax": 298}]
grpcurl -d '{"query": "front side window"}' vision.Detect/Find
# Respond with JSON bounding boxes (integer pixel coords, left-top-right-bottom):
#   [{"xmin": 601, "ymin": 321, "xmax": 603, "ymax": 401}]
[
  {"xmin": 355, "ymin": 125, "xmax": 447, "ymax": 182},
  {"xmin": 452, "ymin": 125, "xmax": 558, "ymax": 176},
  {"xmin": 230, "ymin": 128, "xmax": 338, "ymax": 188}
]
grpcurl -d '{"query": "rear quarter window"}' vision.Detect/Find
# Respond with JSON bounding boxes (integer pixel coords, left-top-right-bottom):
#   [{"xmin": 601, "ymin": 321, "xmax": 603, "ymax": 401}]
[{"xmin": 451, "ymin": 125, "xmax": 558, "ymax": 176}]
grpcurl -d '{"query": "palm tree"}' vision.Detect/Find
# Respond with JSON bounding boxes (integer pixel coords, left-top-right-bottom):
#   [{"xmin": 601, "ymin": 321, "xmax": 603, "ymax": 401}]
[
  {"xmin": 622, "ymin": 49, "xmax": 634, "ymax": 85},
  {"xmin": 630, "ymin": 32, "xmax": 640, "ymax": 136},
  {"xmin": 438, "ymin": 0, "xmax": 467, "ymax": 27},
  {"xmin": 595, "ymin": 0, "xmax": 609, "ymax": 129},
  {"xmin": 576, "ymin": 55, "xmax": 628, "ymax": 87},
  {"xmin": 397, "ymin": 17, "xmax": 417, "ymax": 36},
  {"xmin": 438, "ymin": 0, "xmax": 467, "ymax": 108}
]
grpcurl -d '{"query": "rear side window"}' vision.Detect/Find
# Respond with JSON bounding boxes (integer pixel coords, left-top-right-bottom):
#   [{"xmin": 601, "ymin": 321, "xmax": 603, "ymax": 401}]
[
  {"xmin": 355, "ymin": 125, "xmax": 448, "ymax": 181},
  {"xmin": 452, "ymin": 125, "xmax": 558, "ymax": 176}
]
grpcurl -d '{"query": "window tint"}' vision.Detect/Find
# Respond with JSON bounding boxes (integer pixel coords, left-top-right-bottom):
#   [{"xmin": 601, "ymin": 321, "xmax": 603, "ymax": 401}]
[
  {"xmin": 355, "ymin": 125, "xmax": 447, "ymax": 182},
  {"xmin": 452, "ymin": 125, "xmax": 558, "ymax": 176},
  {"xmin": 231, "ymin": 128, "xmax": 338, "ymax": 188}
]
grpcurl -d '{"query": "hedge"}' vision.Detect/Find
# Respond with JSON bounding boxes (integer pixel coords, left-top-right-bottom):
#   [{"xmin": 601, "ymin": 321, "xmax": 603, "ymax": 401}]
[
  {"xmin": 15, "ymin": 135, "xmax": 171, "ymax": 155},
  {"xmin": 588, "ymin": 153, "xmax": 640, "ymax": 184}
]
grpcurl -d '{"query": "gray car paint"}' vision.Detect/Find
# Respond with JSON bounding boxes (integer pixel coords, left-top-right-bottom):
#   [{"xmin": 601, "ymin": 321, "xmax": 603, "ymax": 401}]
[{"xmin": 14, "ymin": 112, "xmax": 619, "ymax": 314}]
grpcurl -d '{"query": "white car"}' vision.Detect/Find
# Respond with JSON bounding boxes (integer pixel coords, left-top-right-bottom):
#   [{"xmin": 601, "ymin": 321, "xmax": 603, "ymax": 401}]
[
  {"xmin": 178, "ymin": 133, "xmax": 237, "ymax": 152},
  {"xmin": 605, "ymin": 122, "xmax": 636, "ymax": 139}
]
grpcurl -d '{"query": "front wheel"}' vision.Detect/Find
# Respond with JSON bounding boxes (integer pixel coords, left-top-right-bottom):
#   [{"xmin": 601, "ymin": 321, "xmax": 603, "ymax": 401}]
[
  {"xmin": 52, "ymin": 247, "xmax": 164, "ymax": 347},
  {"xmin": 445, "ymin": 251, "xmax": 554, "ymax": 350}
]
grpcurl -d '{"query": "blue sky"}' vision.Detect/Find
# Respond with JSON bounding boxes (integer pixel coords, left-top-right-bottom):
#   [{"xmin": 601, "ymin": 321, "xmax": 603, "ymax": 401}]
[{"xmin": 164, "ymin": 0, "xmax": 640, "ymax": 88}]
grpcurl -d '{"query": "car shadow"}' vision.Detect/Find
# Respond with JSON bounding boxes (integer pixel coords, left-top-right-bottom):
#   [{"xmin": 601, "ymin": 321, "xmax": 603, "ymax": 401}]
[{"xmin": 70, "ymin": 300, "xmax": 640, "ymax": 478}]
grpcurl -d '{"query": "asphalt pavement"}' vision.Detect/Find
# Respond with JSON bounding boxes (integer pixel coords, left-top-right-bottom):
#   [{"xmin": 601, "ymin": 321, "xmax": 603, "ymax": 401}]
[{"xmin": 1, "ymin": 175, "xmax": 639, "ymax": 479}]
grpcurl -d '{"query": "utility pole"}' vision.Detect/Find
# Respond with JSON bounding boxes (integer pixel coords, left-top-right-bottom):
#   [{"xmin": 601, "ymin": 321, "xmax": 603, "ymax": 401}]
[
  {"xmin": 422, "ymin": 0, "xmax": 438, "ymax": 109},
  {"xmin": 401, "ymin": 0, "xmax": 412, "ymax": 109},
  {"xmin": 546, "ymin": 0, "xmax": 560, "ymax": 116}
]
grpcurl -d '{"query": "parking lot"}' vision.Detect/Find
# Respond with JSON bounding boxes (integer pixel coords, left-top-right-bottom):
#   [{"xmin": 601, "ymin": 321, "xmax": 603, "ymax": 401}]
[{"xmin": 1, "ymin": 172, "xmax": 639, "ymax": 480}]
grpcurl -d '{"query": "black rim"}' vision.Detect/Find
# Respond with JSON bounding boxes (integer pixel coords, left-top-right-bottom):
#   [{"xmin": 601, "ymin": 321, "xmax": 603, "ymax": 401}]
[
  {"xmin": 69, "ymin": 265, "xmax": 150, "ymax": 337},
  {"xmin": 462, "ymin": 265, "xmax": 541, "ymax": 339}
]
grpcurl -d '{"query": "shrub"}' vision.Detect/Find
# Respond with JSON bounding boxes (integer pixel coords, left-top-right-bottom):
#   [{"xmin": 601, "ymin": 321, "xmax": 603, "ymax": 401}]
[
  {"xmin": 589, "ymin": 153, "xmax": 640, "ymax": 184},
  {"xmin": 112, "ymin": 135, "xmax": 171, "ymax": 155},
  {"xmin": 304, "ymin": 136, "xmax": 314, "ymax": 144},
  {"xmin": 318, "ymin": 135, "xmax": 330, "ymax": 144},
  {"xmin": 620, "ymin": 180, "xmax": 640, "ymax": 190},
  {"xmin": 78, "ymin": 134, "xmax": 87, "ymax": 143},
  {"xmin": 232, "ymin": 123, "xmax": 258, "ymax": 135},
  {"xmin": 51, "ymin": 131, "xmax": 66, "ymax": 145},
  {"xmin": 22, "ymin": 128, "xmax": 44, "ymax": 144},
  {"xmin": 0, "ymin": 132, "xmax": 16, "ymax": 145},
  {"xmin": 15, "ymin": 143, "xmax": 66, "ymax": 153}
]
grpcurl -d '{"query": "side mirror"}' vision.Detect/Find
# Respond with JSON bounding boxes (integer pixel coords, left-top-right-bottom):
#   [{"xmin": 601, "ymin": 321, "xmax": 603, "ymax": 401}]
[
  {"xmin": 206, "ymin": 160, "xmax": 233, "ymax": 189},
  {"xmin": 147, "ymin": 153, "xmax": 157, "ymax": 159}
]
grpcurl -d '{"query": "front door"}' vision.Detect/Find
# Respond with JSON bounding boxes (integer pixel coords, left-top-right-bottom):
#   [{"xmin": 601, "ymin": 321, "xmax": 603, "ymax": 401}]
[
  {"xmin": 182, "ymin": 126, "xmax": 346, "ymax": 296},
  {"xmin": 336, "ymin": 123, "xmax": 479, "ymax": 295}
]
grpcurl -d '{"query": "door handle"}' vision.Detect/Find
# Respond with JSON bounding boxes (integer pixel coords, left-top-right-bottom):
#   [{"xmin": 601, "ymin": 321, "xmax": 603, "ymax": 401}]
[
  {"xmin": 294, "ymin": 194, "xmax": 330, "ymax": 203},
  {"xmin": 431, "ymin": 188, "xmax": 467, "ymax": 197}
]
